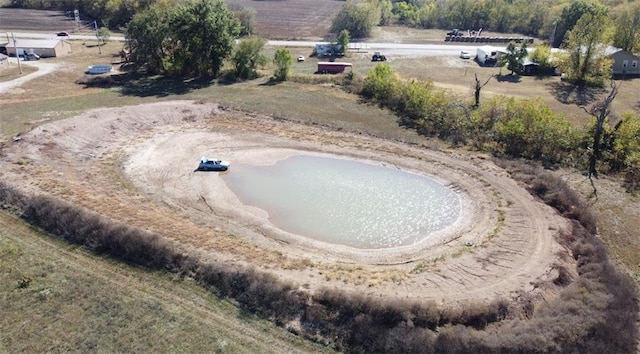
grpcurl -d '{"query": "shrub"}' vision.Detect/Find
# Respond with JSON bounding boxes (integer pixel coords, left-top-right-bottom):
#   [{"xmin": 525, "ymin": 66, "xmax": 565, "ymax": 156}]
[
  {"xmin": 361, "ymin": 63, "xmax": 399, "ymax": 106},
  {"xmin": 476, "ymin": 97, "xmax": 580, "ymax": 165},
  {"xmin": 496, "ymin": 158, "xmax": 597, "ymax": 233}
]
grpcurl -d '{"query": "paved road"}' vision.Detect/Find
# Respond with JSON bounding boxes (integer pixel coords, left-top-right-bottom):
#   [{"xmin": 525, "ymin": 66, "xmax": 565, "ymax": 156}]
[
  {"xmin": 7, "ymin": 32, "xmax": 492, "ymax": 57},
  {"xmin": 4, "ymin": 31, "xmax": 118, "ymax": 42}
]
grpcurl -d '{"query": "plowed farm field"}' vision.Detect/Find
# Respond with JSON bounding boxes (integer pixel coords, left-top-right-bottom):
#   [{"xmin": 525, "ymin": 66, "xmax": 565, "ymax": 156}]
[
  {"xmin": 0, "ymin": 1, "xmax": 342, "ymax": 40},
  {"xmin": 0, "ymin": 7, "xmax": 77, "ymax": 32},
  {"xmin": 216, "ymin": 0, "xmax": 341, "ymax": 39}
]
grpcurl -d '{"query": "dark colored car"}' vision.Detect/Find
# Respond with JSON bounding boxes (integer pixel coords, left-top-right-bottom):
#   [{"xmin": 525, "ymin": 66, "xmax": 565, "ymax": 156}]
[{"xmin": 56, "ymin": 31, "xmax": 69, "ymax": 37}]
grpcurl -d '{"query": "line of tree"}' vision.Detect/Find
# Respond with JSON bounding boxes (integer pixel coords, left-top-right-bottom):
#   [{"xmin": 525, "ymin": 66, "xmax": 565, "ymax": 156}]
[
  {"xmin": 357, "ymin": 63, "xmax": 640, "ymax": 188},
  {"xmin": 6, "ymin": 0, "xmax": 154, "ymax": 30}
]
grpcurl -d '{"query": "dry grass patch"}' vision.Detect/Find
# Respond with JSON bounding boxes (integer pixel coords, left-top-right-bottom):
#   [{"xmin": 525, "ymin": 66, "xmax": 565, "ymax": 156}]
[
  {"xmin": 0, "ymin": 63, "xmax": 38, "ymax": 82},
  {"xmin": 0, "ymin": 212, "xmax": 330, "ymax": 353}
]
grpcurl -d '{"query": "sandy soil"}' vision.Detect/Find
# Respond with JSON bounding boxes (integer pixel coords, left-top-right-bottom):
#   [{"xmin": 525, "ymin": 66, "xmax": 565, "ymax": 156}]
[{"xmin": 0, "ymin": 100, "xmax": 574, "ymax": 304}]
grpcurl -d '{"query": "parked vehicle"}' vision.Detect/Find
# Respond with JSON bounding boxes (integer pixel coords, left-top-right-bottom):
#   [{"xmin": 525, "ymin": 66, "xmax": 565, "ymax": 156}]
[
  {"xmin": 371, "ymin": 52, "xmax": 387, "ymax": 61},
  {"xmin": 56, "ymin": 31, "xmax": 69, "ymax": 37},
  {"xmin": 297, "ymin": 55, "xmax": 305, "ymax": 62},
  {"xmin": 197, "ymin": 157, "xmax": 230, "ymax": 171},
  {"xmin": 459, "ymin": 51, "xmax": 470, "ymax": 59},
  {"xmin": 26, "ymin": 53, "xmax": 40, "ymax": 61},
  {"xmin": 447, "ymin": 29, "xmax": 464, "ymax": 37}
]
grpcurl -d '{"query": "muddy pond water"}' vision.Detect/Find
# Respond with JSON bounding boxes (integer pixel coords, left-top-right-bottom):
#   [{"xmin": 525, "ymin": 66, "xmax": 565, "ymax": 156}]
[{"xmin": 222, "ymin": 155, "xmax": 461, "ymax": 249}]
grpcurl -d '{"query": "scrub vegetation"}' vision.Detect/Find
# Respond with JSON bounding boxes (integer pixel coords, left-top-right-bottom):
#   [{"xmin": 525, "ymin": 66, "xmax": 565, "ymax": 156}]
[{"xmin": 358, "ymin": 64, "xmax": 640, "ymax": 188}]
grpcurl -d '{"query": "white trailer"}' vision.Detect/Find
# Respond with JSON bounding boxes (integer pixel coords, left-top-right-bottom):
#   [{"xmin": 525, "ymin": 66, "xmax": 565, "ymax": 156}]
[{"xmin": 476, "ymin": 45, "xmax": 504, "ymax": 65}]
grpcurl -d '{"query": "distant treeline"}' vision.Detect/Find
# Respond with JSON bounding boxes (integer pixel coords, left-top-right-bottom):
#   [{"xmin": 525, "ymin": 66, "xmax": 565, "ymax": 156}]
[
  {"xmin": 1, "ymin": 155, "xmax": 637, "ymax": 352},
  {"xmin": 5, "ymin": 0, "xmax": 155, "ymax": 29}
]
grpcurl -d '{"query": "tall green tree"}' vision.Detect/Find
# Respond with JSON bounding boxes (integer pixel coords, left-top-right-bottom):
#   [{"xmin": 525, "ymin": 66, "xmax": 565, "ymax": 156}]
[
  {"xmin": 331, "ymin": 0, "xmax": 380, "ymax": 38},
  {"xmin": 499, "ymin": 41, "xmax": 528, "ymax": 75},
  {"xmin": 379, "ymin": 0, "xmax": 394, "ymax": 25},
  {"xmin": 97, "ymin": 27, "xmax": 111, "ymax": 45},
  {"xmin": 336, "ymin": 30, "xmax": 350, "ymax": 55},
  {"xmin": 80, "ymin": 0, "xmax": 121, "ymax": 28},
  {"xmin": 612, "ymin": 2, "xmax": 640, "ymax": 52},
  {"xmin": 273, "ymin": 49, "xmax": 292, "ymax": 82},
  {"xmin": 126, "ymin": 0, "xmax": 240, "ymax": 77},
  {"xmin": 558, "ymin": 12, "xmax": 612, "ymax": 86},
  {"xmin": 361, "ymin": 63, "xmax": 399, "ymax": 106},
  {"xmin": 551, "ymin": 0, "xmax": 608, "ymax": 48},
  {"xmin": 232, "ymin": 36, "xmax": 267, "ymax": 80},
  {"xmin": 611, "ymin": 111, "xmax": 640, "ymax": 190},
  {"xmin": 125, "ymin": 1, "xmax": 175, "ymax": 74},
  {"xmin": 529, "ymin": 43, "xmax": 554, "ymax": 73},
  {"xmin": 168, "ymin": 0, "xmax": 241, "ymax": 77}
]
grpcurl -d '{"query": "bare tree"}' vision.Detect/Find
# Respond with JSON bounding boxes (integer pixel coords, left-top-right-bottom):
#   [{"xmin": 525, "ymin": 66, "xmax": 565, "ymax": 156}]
[
  {"xmin": 582, "ymin": 81, "xmax": 619, "ymax": 195},
  {"xmin": 473, "ymin": 74, "xmax": 492, "ymax": 108}
]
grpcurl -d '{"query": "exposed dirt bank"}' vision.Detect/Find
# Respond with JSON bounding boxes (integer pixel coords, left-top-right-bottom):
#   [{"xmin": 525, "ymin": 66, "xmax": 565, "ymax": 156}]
[{"xmin": 0, "ymin": 100, "xmax": 573, "ymax": 304}]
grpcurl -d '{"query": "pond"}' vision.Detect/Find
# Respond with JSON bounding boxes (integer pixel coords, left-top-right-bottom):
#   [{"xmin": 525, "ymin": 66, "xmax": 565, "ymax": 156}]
[{"xmin": 222, "ymin": 155, "xmax": 461, "ymax": 249}]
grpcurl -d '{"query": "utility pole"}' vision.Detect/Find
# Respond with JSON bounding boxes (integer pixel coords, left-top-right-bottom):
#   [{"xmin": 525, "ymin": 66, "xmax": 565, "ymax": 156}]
[
  {"xmin": 74, "ymin": 9, "xmax": 80, "ymax": 29},
  {"xmin": 12, "ymin": 32, "xmax": 22, "ymax": 74},
  {"xmin": 94, "ymin": 21, "xmax": 101, "ymax": 54}
]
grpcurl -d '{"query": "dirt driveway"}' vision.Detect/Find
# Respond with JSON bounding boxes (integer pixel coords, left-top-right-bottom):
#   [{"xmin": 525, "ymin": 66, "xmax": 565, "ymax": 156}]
[
  {"xmin": 0, "ymin": 60, "xmax": 60, "ymax": 93},
  {"xmin": 0, "ymin": 100, "xmax": 574, "ymax": 304}
]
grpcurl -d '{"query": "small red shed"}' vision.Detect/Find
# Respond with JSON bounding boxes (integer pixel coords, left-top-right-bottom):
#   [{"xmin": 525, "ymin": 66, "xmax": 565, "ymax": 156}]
[{"xmin": 317, "ymin": 62, "xmax": 353, "ymax": 74}]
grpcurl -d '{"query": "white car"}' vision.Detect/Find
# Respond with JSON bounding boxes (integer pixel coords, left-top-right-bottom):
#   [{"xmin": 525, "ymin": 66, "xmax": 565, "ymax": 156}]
[
  {"xmin": 197, "ymin": 157, "xmax": 230, "ymax": 171},
  {"xmin": 460, "ymin": 50, "xmax": 471, "ymax": 59},
  {"xmin": 297, "ymin": 55, "xmax": 305, "ymax": 62}
]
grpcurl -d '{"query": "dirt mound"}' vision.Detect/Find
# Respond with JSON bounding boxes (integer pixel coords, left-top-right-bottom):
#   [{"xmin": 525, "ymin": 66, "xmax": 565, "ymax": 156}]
[{"xmin": 0, "ymin": 100, "xmax": 574, "ymax": 304}]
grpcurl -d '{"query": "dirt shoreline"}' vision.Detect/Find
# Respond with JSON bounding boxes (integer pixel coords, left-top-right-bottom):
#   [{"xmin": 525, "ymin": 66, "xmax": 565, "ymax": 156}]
[{"xmin": 0, "ymin": 100, "xmax": 574, "ymax": 303}]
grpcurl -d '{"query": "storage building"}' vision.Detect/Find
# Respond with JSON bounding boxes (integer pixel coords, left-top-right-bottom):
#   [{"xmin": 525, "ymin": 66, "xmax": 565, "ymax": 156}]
[
  {"xmin": 317, "ymin": 62, "xmax": 352, "ymax": 74},
  {"xmin": 1, "ymin": 39, "xmax": 71, "ymax": 58}
]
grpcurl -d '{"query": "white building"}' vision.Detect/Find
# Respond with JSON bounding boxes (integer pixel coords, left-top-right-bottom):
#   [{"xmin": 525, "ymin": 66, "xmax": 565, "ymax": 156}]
[{"xmin": 1, "ymin": 39, "xmax": 72, "ymax": 58}]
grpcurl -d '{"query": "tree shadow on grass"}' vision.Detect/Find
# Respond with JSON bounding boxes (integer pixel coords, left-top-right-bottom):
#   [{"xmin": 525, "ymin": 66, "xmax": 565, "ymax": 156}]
[
  {"xmin": 547, "ymin": 81, "xmax": 604, "ymax": 106},
  {"xmin": 259, "ymin": 77, "xmax": 284, "ymax": 86},
  {"xmin": 495, "ymin": 74, "xmax": 522, "ymax": 83},
  {"xmin": 77, "ymin": 72, "xmax": 215, "ymax": 97}
]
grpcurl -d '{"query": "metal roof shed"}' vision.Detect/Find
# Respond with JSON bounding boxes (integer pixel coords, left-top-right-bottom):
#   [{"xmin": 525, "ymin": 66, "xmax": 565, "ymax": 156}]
[{"xmin": 3, "ymin": 39, "xmax": 71, "ymax": 58}]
